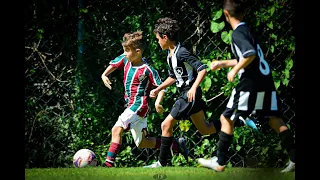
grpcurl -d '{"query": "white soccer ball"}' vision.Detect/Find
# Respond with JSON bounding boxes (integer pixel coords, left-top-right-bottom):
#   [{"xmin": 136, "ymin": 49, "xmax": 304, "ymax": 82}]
[{"xmin": 73, "ymin": 149, "xmax": 97, "ymax": 168}]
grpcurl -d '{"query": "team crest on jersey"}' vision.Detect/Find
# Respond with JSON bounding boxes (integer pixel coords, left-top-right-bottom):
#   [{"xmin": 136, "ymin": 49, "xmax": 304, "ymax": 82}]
[
  {"xmin": 138, "ymin": 74, "xmax": 147, "ymax": 82},
  {"xmin": 174, "ymin": 67, "xmax": 183, "ymax": 75}
]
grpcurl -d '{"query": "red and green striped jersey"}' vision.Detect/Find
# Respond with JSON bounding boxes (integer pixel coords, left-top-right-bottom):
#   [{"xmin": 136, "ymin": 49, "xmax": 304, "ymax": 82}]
[{"xmin": 110, "ymin": 54, "xmax": 163, "ymax": 117}]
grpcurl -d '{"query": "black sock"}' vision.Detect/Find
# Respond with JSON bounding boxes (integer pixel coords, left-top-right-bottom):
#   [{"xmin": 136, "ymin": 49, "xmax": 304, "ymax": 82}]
[
  {"xmin": 159, "ymin": 136, "xmax": 173, "ymax": 166},
  {"xmin": 216, "ymin": 131, "xmax": 233, "ymax": 166},
  {"xmin": 279, "ymin": 129, "xmax": 295, "ymax": 162}
]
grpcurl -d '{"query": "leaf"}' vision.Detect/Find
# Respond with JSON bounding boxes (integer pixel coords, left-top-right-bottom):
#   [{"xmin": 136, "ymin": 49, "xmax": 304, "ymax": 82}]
[
  {"xmin": 236, "ymin": 145, "xmax": 241, "ymax": 151},
  {"xmin": 270, "ymin": 7, "xmax": 275, "ymax": 16},
  {"xmin": 211, "ymin": 21, "xmax": 225, "ymax": 33},
  {"xmin": 274, "ymin": 81, "xmax": 280, "ymax": 90},
  {"xmin": 242, "ymin": 136, "xmax": 246, "ymax": 145},
  {"xmin": 267, "ymin": 22, "xmax": 273, "ymax": 29},
  {"xmin": 221, "ymin": 31, "xmax": 231, "ymax": 44},
  {"xmin": 262, "ymin": 147, "xmax": 269, "ymax": 155},
  {"xmin": 171, "ymin": 86, "xmax": 177, "ymax": 94},
  {"xmin": 270, "ymin": 45, "xmax": 274, "ymax": 53},
  {"xmin": 202, "ymin": 77, "xmax": 212, "ymax": 92},
  {"xmin": 212, "ymin": 9, "xmax": 223, "ymax": 21},
  {"xmin": 202, "ymin": 139, "xmax": 210, "ymax": 146},
  {"xmin": 282, "ymin": 78, "xmax": 289, "ymax": 86},
  {"xmin": 284, "ymin": 69, "xmax": 290, "ymax": 79},
  {"xmin": 179, "ymin": 120, "xmax": 192, "ymax": 132},
  {"xmin": 286, "ymin": 58, "xmax": 293, "ymax": 70}
]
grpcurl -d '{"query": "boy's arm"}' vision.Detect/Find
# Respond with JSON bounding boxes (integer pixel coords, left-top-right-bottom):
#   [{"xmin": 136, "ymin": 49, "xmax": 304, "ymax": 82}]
[
  {"xmin": 154, "ymin": 77, "xmax": 176, "ymax": 92},
  {"xmin": 191, "ymin": 69, "xmax": 206, "ymax": 90},
  {"xmin": 211, "ymin": 59, "xmax": 238, "ymax": 70},
  {"xmin": 231, "ymin": 56, "xmax": 256, "ymax": 73},
  {"xmin": 101, "ymin": 65, "xmax": 117, "ymax": 89},
  {"xmin": 154, "ymin": 90, "xmax": 165, "ymax": 114},
  {"xmin": 228, "ymin": 55, "xmax": 256, "ymax": 82}
]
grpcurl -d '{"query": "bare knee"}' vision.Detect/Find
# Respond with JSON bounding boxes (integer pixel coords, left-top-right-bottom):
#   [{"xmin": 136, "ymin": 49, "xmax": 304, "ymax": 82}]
[
  {"xmin": 220, "ymin": 114, "xmax": 234, "ymax": 134},
  {"xmin": 161, "ymin": 121, "xmax": 172, "ymax": 132}
]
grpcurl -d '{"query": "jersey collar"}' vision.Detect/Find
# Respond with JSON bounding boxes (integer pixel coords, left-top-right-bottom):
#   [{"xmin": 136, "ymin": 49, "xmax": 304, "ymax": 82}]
[{"xmin": 234, "ymin": 22, "xmax": 246, "ymax": 30}]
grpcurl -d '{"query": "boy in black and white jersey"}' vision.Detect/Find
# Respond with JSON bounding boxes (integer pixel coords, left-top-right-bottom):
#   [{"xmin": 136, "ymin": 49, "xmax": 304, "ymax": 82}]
[
  {"xmin": 198, "ymin": 0, "xmax": 295, "ymax": 173},
  {"xmin": 144, "ymin": 17, "xmax": 221, "ymax": 168}
]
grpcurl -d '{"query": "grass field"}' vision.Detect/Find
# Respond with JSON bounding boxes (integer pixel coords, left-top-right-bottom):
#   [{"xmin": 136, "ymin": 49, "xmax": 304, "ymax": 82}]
[{"xmin": 26, "ymin": 167, "xmax": 294, "ymax": 180}]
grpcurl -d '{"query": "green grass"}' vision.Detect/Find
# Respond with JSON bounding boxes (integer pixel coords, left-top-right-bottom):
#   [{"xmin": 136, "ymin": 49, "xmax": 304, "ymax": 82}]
[{"xmin": 26, "ymin": 167, "xmax": 294, "ymax": 180}]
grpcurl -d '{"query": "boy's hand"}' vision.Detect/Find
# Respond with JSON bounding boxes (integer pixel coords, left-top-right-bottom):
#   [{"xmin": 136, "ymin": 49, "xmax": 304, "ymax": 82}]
[
  {"xmin": 155, "ymin": 103, "xmax": 164, "ymax": 114},
  {"xmin": 187, "ymin": 87, "xmax": 197, "ymax": 102},
  {"xmin": 102, "ymin": 76, "xmax": 112, "ymax": 89},
  {"xmin": 210, "ymin": 60, "xmax": 222, "ymax": 71},
  {"xmin": 150, "ymin": 89, "xmax": 160, "ymax": 99},
  {"xmin": 227, "ymin": 69, "xmax": 237, "ymax": 82}
]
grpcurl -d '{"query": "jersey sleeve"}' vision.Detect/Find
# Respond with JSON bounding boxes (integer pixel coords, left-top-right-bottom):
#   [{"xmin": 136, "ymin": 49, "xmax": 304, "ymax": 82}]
[
  {"xmin": 178, "ymin": 48, "xmax": 208, "ymax": 72},
  {"xmin": 148, "ymin": 66, "xmax": 162, "ymax": 87},
  {"xmin": 109, "ymin": 54, "xmax": 126, "ymax": 69},
  {"xmin": 168, "ymin": 69, "xmax": 175, "ymax": 79},
  {"xmin": 232, "ymin": 30, "xmax": 257, "ymax": 58}
]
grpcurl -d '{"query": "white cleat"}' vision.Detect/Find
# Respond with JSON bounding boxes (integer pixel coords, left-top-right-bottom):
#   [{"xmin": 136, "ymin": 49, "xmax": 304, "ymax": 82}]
[
  {"xmin": 281, "ymin": 160, "xmax": 295, "ymax": 172},
  {"xmin": 143, "ymin": 160, "xmax": 163, "ymax": 168},
  {"xmin": 198, "ymin": 156, "xmax": 225, "ymax": 172}
]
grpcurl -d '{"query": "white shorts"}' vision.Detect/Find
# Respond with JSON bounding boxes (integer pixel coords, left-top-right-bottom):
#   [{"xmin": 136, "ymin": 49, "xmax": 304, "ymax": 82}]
[{"xmin": 114, "ymin": 108, "xmax": 148, "ymax": 147}]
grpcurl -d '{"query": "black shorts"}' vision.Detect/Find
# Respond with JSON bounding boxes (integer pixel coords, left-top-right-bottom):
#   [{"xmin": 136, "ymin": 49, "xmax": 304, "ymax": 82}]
[
  {"xmin": 222, "ymin": 78, "xmax": 282, "ymax": 121},
  {"xmin": 170, "ymin": 87, "xmax": 206, "ymax": 120}
]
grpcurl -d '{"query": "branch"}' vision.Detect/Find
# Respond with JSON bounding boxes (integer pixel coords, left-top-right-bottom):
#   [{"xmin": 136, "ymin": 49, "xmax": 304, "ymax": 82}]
[
  {"xmin": 25, "ymin": 40, "xmax": 68, "ymax": 83},
  {"xmin": 207, "ymin": 92, "xmax": 224, "ymax": 102}
]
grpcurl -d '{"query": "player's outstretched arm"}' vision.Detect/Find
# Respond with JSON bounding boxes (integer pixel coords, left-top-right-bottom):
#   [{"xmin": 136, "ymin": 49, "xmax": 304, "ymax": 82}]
[
  {"xmin": 101, "ymin": 65, "xmax": 117, "ymax": 90},
  {"xmin": 150, "ymin": 77, "xmax": 176, "ymax": 98},
  {"xmin": 210, "ymin": 59, "xmax": 238, "ymax": 71}
]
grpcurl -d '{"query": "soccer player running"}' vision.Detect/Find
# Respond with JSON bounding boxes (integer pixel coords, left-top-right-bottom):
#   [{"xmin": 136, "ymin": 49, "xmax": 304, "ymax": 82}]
[
  {"xmin": 101, "ymin": 31, "xmax": 187, "ymax": 168},
  {"xmin": 198, "ymin": 0, "xmax": 295, "ymax": 173},
  {"xmin": 144, "ymin": 17, "xmax": 221, "ymax": 168}
]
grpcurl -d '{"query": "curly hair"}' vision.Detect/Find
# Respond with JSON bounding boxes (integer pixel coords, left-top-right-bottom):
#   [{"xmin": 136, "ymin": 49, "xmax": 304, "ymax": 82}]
[
  {"xmin": 153, "ymin": 17, "xmax": 180, "ymax": 41},
  {"xmin": 121, "ymin": 31, "xmax": 146, "ymax": 52},
  {"xmin": 223, "ymin": 0, "xmax": 247, "ymax": 19}
]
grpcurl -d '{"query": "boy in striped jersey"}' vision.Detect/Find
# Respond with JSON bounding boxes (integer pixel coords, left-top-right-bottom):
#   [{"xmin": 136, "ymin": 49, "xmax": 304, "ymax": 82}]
[
  {"xmin": 101, "ymin": 31, "xmax": 187, "ymax": 167},
  {"xmin": 144, "ymin": 17, "xmax": 221, "ymax": 168},
  {"xmin": 198, "ymin": 0, "xmax": 295, "ymax": 173}
]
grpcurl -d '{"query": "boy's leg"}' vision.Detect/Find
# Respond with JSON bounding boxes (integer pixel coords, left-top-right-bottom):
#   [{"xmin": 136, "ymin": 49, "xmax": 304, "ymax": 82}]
[
  {"xmin": 198, "ymin": 86, "xmax": 252, "ymax": 172},
  {"xmin": 130, "ymin": 118, "xmax": 182, "ymax": 152},
  {"xmin": 105, "ymin": 125, "xmax": 123, "ymax": 167},
  {"xmin": 158, "ymin": 114, "xmax": 178, "ymax": 166},
  {"xmin": 190, "ymin": 110, "xmax": 220, "ymax": 135},
  {"xmin": 216, "ymin": 114, "xmax": 235, "ymax": 166},
  {"xmin": 105, "ymin": 108, "xmax": 139, "ymax": 167},
  {"xmin": 198, "ymin": 114, "xmax": 234, "ymax": 172},
  {"xmin": 268, "ymin": 116, "xmax": 295, "ymax": 172},
  {"xmin": 190, "ymin": 89, "xmax": 221, "ymax": 135}
]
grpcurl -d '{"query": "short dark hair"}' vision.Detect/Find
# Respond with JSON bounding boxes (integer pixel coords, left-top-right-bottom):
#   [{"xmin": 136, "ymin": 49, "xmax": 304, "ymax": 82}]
[
  {"xmin": 121, "ymin": 31, "xmax": 146, "ymax": 52},
  {"xmin": 223, "ymin": 0, "xmax": 247, "ymax": 20},
  {"xmin": 153, "ymin": 17, "xmax": 180, "ymax": 41}
]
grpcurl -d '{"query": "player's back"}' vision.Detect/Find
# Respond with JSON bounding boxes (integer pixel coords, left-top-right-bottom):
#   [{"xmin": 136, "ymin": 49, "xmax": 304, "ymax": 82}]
[{"xmin": 231, "ymin": 23, "xmax": 275, "ymax": 91}]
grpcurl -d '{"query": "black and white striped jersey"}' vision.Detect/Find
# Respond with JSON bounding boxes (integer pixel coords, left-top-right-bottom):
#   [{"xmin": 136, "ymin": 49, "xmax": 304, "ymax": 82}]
[
  {"xmin": 222, "ymin": 22, "xmax": 282, "ymax": 121},
  {"xmin": 167, "ymin": 43, "xmax": 207, "ymax": 91},
  {"xmin": 231, "ymin": 22, "xmax": 275, "ymax": 91}
]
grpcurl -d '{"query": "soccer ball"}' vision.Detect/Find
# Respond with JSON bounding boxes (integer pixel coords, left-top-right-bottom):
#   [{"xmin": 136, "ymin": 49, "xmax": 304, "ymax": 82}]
[{"xmin": 73, "ymin": 149, "xmax": 97, "ymax": 168}]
